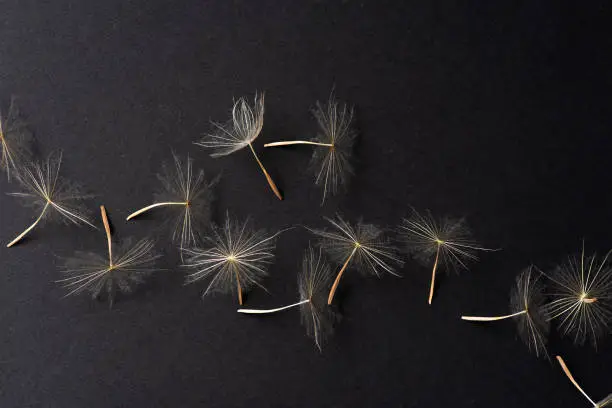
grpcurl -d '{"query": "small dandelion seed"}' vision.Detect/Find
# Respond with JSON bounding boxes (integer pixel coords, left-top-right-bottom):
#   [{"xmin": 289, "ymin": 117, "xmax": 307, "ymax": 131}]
[
  {"xmin": 182, "ymin": 213, "xmax": 284, "ymax": 305},
  {"xmin": 57, "ymin": 206, "xmax": 162, "ymax": 308},
  {"xmin": 556, "ymin": 355, "xmax": 611, "ymax": 407},
  {"xmin": 6, "ymin": 151, "xmax": 95, "ymax": 247},
  {"xmin": 461, "ymin": 266, "xmax": 550, "ymax": 359},
  {"xmin": 399, "ymin": 208, "xmax": 497, "ymax": 305},
  {"xmin": 238, "ymin": 246, "xmax": 336, "ymax": 351},
  {"xmin": 126, "ymin": 152, "xmax": 218, "ymax": 253},
  {"xmin": 309, "ymin": 214, "xmax": 403, "ymax": 305},
  {"xmin": 542, "ymin": 243, "xmax": 612, "ymax": 348},
  {"xmin": 195, "ymin": 92, "xmax": 282, "ymax": 200},
  {"xmin": 265, "ymin": 92, "xmax": 356, "ymax": 204}
]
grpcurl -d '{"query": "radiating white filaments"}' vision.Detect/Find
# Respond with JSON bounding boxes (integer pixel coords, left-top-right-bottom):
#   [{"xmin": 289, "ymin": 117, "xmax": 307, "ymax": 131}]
[{"xmin": 6, "ymin": 151, "xmax": 95, "ymax": 247}]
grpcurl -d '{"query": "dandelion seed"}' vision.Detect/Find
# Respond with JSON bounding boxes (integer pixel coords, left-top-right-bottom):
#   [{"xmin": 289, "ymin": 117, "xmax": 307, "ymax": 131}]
[
  {"xmin": 556, "ymin": 356, "xmax": 611, "ymax": 407},
  {"xmin": 195, "ymin": 92, "xmax": 282, "ymax": 200},
  {"xmin": 462, "ymin": 266, "xmax": 550, "ymax": 358},
  {"xmin": 399, "ymin": 208, "xmax": 496, "ymax": 305},
  {"xmin": 6, "ymin": 151, "xmax": 95, "ymax": 247},
  {"xmin": 265, "ymin": 93, "xmax": 356, "ymax": 204},
  {"xmin": 182, "ymin": 213, "xmax": 283, "ymax": 305},
  {"xmin": 542, "ymin": 243, "xmax": 612, "ymax": 348},
  {"xmin": 58, "ymin": 206, "xmax": 161, "ymax": 308},
  {"xmin": 0, "ymin": 97, "xmax": 33, "ymax": 181},
  {"xmin": 238, "ymin": 246, "xmax": 335, "ymax": 351},
  {"xmin": 126, "ymin": 153, "xmax": 218, "ymax": 252},
  {"xmin": 309, "ymin": 214, "xmax": 403, "ymax": 305}
]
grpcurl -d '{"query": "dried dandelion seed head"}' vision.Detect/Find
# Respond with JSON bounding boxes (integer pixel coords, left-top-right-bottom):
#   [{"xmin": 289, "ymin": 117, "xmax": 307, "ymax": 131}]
[
  {"xmin": 7, "ymin": 151, "xmax": 95, "ymax": 247},
  {"xmin": 543, "ymin": 245, "xmax": 612, "ymax": 348},
  {"xmin": 0, "ymin": 97, "xmax": 33, "ymax": 181},
  {"xmin": 59, "ymin": 238, "xmax": 161, "ymax": 306},
  {"xmin": 400, "ymin": 209, "xmax": 488, "ymax": 272},
  {"xmin": 298, "ymin": 247, "xmax": 335, "ymax": 351},
  {"xmin": 309, "ymin": 95, "xmax": 357, "ymax": 203},
  {"xmin": 311, "ymin": 214, "xmax": 403, "ymax": 278},
  {"xmin": 182, "ymin": 214, "xmax": 281, "ymax": 304},
  {"xmin": 196, "ymin": 93, "xmax": 265, "ymax": 157},
  {"xmin": 510, "ymin": 266, "xmax": 550, "ymax": 358},
  {"xmin": 127, "ymin": 153, "xmax": 217, "ymax": 251}
]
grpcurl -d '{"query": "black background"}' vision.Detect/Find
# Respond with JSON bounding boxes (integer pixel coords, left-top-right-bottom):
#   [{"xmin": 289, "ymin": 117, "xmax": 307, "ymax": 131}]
[{"xmin": 1, "ymin": 1, "xmax": 611, "ymax": 407}]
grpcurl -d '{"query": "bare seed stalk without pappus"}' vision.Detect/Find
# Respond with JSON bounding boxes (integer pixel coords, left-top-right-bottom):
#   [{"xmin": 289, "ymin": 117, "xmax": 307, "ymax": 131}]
[
  {"xmin": 310, "ymin": 214, "xmax": 403, "ymax": 305},
  {"xmin": 238, "ymin": 246, "xmax": 335, "ymax": 351},
  {"xmin": 462, "ymin": 266, "xmax": 550, "ymax": 358},
  {"xmin": 556, "ymin": 356, "xmax": 612, "ymax": 407},
  {"xmin": 0, "ymin": 97, "xmax": 33, "ymax": 181},
  {"xmin": 6, "ymin": 151, "xmax": 95, "ymax": 247},
  {"xmin": 195, "ymin": 92, "xmax": 282, "ymax": 200},
  {"xmin": 126, "ymin": 153, "xmax": 218, "ymax": 252},
  {"xmin": 399, "ymin": 208, "xmax": 497, "ymax": 305},
  {"xmin": 541, "ymin": 243, "xmax": 612, "ymax": 348},
  {"xmin": 57, "ymin": 206, "xmax": 161, "ymax": 308},
  {"xmin": 182, "ymin": 213, "xmax": 285, "ymax": 305},
  {"xmin": 264, "ymin": 93, "xmax": 356, "ymax": 204}
]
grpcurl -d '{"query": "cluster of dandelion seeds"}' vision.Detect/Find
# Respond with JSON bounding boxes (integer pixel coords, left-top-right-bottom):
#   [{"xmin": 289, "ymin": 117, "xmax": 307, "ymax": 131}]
[
  {"xmin": 6, "ymin": 151, "xmax": 95, "ymax": 247},
  {"xmin": 182, "ymin": 213, "xmax": 283, "ymax": 305},
  {"xmin": 462, "ymin": 266, "xmax": 550, "ymax": 358},
  {"xmin": 58, "ymin": 206, "xmax": 161, "ymax": 308},
  {"xmin": 310, "ymin": 214, "xmax": 403, "ymax": 304},
  {"xmin": 0, "ymin": 97, "xmax": 33, "ymax": 181},
  {"xmin": 399, "ymin": 208, "xmax": 496, "ymax": 305},
  {"xmin": 543, "ymin": 244, "xmax": 612, "ymax": 348},
  {"xmin": 127, "ymin": 152, "xmax": 218, "ymax": 253},
  {"xmin": 238, "ymin": 246, "xmax": 335, "ymax": 351},
  {"xmin": 265, "ymin": 93, "xmax": 356, "ymax": 204},
  {"xmin": 196, "ymin": 92, "xmax": 282, "ymax": 200}
]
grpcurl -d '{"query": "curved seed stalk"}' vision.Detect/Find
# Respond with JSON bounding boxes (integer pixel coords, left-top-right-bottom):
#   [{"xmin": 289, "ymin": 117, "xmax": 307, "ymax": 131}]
[{"xmin": 238, "ymin": 299, "xmax": 310, "ymax": 314}]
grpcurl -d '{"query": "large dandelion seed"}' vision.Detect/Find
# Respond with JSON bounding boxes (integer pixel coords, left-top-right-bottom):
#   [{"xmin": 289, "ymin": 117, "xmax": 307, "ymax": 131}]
[
  {"xmin": 0, "ymin": 97, "xmax": 33, "ymax": 181},
  {"xmin": 462, "ymin": 266, "xmax": 550, "ymax": 358},
  {"xmin": 126, "ymin": 153, "xmax": 217, "ymax": 252},
  {"xmin": 310, "ymin": 214, "xmax": 403, "ymax": 305},
  {"xmin": 6, "ymin": 151, "xmax": 95, "ymax": 247},
  {"xmin": 542, "ymin": 243, "xmax": 612, "ymax": 348},
  {"xmin": 58, "ymin": 206, "xmax": 161, "ymax": 307},
  {"xmin": 195, "ymin": 92, "xmax": 282, "ymax": 200},
  {"xmin": 399, "ymin": 208, "xmax": 496, "ymax": 304},
  {"xmin": 238, "ymin": 246, "xmax": 336, "ymax": 351},
  {"xmin": 556, "ymin": 356, "xmax": 611, "ymax": 407},
  {"xmin": 182, "ymin": 214, "xmax": 283, "ymax": 305},
  {"xmin": 265, "ymin": 93, "xmax": 356, "ymax": 204}
]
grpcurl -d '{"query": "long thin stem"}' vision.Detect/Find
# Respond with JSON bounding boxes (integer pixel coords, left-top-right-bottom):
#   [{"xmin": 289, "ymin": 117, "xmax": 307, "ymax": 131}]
[
  {"xmin": 264, "ymin": 140, "xmax": 334, "ymax": 148},
  {"xmin": 328, "ymin": 246, "xmax": 358, "ymax": 305},
  {"xmin": 556, "ymin": 356, "xmax": 597, "ymax": 407},
  {"xmin": 126, "ymin": 202, "xmax": 187, "ymax": 220},
  {"xmin": 7, "ymin": 201, "xmax": 50, "ymax": 248},
  {"xmin": 237, "ymin": 299, "xmax": 310, "ymax": 314},
  {"xmin": 100, "ymin": 206, "xmax": 113, "ymax": 267},
  {"xmin": 461, "ymin": 309, "xmax": 527, "ymax": 321},
  {"xmin": 248, "ymin": 143, "xmax": 283, "ymax": 200},
  {"xmin": 428, "ymin": 243, "xmax": 441, "ymax": 305},
  {"xmin": 234, "ymin": 266, "xmax": 243, "ymax": 305}
]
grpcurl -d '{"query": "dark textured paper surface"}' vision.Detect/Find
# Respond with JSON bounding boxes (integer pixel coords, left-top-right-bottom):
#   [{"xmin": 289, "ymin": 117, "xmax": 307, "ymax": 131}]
[{"xmin": 1, "ymin": 2, "xmax": 610, "ymax": 407}]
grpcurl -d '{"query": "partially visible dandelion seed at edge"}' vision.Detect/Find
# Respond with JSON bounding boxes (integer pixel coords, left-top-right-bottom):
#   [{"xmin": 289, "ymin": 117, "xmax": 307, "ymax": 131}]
[
  {"xmin": 0, "ymin": 97, "xmax": 33, "ymax": 181},
  {"xmin": 556, "ymin": 355, "xmax": 612, "ymax": 407}
]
